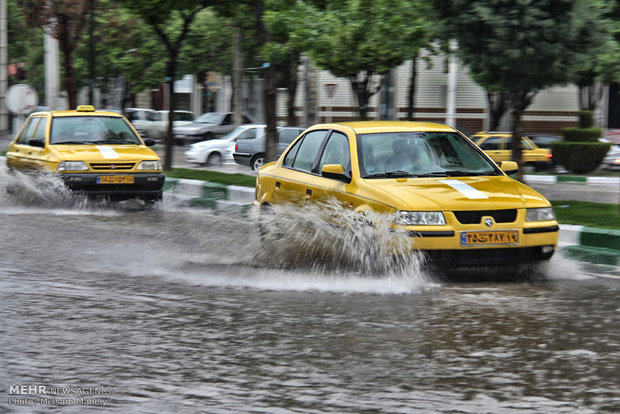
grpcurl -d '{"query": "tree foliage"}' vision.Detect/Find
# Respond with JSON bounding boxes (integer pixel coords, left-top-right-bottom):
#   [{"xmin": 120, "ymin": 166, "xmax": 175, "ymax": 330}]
[
  {"xmin": 432, "ymin": 0, "xmax": 606, "ymax": 179},
  {"xmin": 304, "ymin": 0, "xmax": 429, "ymax": 120},
  {"xmin": 16, "ymin": 0, "xmax": 93, "ymax": 108}
]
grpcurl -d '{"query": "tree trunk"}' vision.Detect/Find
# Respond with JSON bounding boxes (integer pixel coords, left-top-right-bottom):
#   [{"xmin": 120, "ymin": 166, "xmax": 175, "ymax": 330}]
[
  {"xmin": 509, "ymin": 90, "xmax": 534, "ymax": 182},
  {"xmin": 286, "ymin": 51, "xmax": 299, "ymax": 126},
  {"xmin": 407, "ymin": 54, "xmax": 418, "ymax": 121},
  {"xmin": 488, "ymin": 91, "xmax": 511, "ymax": 131},
  {"xmin": 164, "ymin": 59, "xmax": 176, "ymax": 172},
  {"xmin": 232, "ymin": 27, "xmax": 243, "ymax": 125},
  {"xmin": 255, "ymin": 0, "xmax": 278, "ymax": 163},
  {"xmin": 57, "ymin": 15, "xmax": 76, "ymax": 109}
]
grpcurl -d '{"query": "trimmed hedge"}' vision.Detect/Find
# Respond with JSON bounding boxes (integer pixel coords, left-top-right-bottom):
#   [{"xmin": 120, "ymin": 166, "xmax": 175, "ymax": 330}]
[
  {"xmin": 551, "ymin": 142, "xmax": 611, "ymax": 174},
  {"xmin": 578, "ymin": 110, "xmax": 593, "ymax": 129},
  {"xmin": 562, "ymin": 127, "xmax": 602, "ymax": 142}
]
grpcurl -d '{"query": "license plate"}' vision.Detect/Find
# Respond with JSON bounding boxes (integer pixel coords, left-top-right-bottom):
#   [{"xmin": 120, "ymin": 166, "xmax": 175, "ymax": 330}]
[
  {"xmin": 460, "ymin": 230, "xmax": 519, "ymax": 246},
  {"xmin": 97, "ymin": 175, "xmax": 135, "ymax": 184}
]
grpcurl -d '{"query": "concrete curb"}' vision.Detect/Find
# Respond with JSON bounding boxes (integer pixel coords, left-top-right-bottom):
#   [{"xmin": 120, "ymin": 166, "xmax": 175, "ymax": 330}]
[
  {"xmin": 558, "ymin": 224, "xmax": 620, "ymax": 265},
  {"xmin": 163, "ymin": 177, "xmax": 254, "ymax": 215},
  {"xmin": 525, "ymin": 174, "xmax": 620, "ymax": 185}
]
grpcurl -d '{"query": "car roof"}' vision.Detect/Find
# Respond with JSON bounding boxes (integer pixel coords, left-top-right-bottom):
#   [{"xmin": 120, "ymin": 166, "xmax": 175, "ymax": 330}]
[
  {"xmin": 317, "ymin": 121, "xmax": 457, "ymax": 134},
  {"xmin": 32, "ymin": 108, "xmax": 124, "ymax": 118}
]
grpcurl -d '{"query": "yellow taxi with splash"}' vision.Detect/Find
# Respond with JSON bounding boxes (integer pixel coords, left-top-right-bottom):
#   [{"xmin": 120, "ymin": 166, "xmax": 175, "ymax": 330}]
[
  {"xmin": 6, "ymin": 105, "xmax": 164, "ymax": 202},
  {"xmin": 254, "ymin": 121, "xmax": 559, "ymax": 268}
]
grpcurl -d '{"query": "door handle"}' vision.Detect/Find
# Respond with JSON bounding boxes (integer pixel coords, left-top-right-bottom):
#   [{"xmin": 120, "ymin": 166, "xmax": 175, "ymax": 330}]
[
  {"xmin": 276, "ymin": 181, "xmax": 281, "ymax": 188},
  {"xmin": 306, "ymin": 189, "xmax": 312, "ymax": 196}
]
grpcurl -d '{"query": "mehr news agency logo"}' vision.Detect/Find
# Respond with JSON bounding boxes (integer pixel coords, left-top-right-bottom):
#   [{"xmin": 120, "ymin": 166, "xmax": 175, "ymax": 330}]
[{"xmin": 8, "ymin": 384, "xmax": 114, "ymax": 407}]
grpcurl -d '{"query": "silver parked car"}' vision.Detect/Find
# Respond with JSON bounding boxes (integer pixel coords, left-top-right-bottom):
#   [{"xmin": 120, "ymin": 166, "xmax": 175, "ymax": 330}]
[
  {"xmin": 599, "ymin": 138, "xmax": 620, "ymax": 170},
  {"xmin": 140, "ymin": 110, "xmax": 195, "ymax": 141},
  {"xmin": 185, "ymin": 124, "xmax": 266, "ymax": 166},
  {"xmin": 233, "ymin": 126, "xmax": 305, "ymax": 170},
  {"xmin": 173, "ymin": 112, "xmax": 256, "ymax": 145}
]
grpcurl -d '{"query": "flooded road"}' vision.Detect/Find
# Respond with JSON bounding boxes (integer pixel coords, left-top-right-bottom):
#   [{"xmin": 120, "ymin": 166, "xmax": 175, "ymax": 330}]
[{"xmin": 1, "ymin": 175, "xmax": 619, "ymax": 413}]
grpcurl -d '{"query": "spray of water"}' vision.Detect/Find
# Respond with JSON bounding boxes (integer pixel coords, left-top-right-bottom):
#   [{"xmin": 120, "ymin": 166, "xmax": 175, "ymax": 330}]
[{"xmin": 248, "ymin": 199, "xmax": 431, "ymax": 283}]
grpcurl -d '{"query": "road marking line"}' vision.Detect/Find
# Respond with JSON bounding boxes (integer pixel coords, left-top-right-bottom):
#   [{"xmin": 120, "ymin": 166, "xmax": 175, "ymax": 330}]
[{"xmin": 582, "ymin": 272, "xmax": 620, "ymax": 280}]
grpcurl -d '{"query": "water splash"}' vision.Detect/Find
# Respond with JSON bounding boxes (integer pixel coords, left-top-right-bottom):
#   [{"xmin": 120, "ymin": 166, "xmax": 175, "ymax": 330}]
[{"xmin": 248, "ymin": 199, "xmax": 431, "ymax": 284}]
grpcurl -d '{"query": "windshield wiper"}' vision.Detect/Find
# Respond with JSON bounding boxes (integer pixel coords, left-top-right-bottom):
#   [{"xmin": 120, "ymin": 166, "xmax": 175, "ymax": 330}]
[
  {"xmin": 52, "ymin": 140, "xmax": 99, "ymax": 145},
  {"xmin": 365, "ymin": 171, "xmax": 412, "ymax": 178}
]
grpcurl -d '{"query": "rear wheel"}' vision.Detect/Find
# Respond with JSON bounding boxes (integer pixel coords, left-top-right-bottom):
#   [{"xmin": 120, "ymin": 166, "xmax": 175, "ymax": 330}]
[{"xmin": 251, "ymin": 154, "xmax": 265, "ymax": 171}]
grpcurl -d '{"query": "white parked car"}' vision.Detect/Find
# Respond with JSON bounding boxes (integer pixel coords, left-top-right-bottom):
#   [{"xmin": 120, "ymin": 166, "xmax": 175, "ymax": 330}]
[
  {"xmin": 185, "ymin": 124, "xmax": 266, "ymax": 165},
  {"xmin": 139, "ymin": 110, "xmax": 195, "ymax": 140},
  {"xmin": 599, "ymin": 138, "xmax": 620, "ymax": 170}
]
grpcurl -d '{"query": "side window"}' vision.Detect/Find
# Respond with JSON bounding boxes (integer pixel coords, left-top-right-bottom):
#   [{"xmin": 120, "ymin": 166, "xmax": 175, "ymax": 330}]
[
  {"xmin": 283, "ymin": 138, "xmax": 303, "ymax": 168},
  {"xmin": 278, "ymin": 129, "xmax": 301, "ymax": 145},
  {"xmin": 33, "ymin": 117, "xmax": 48, "ymax": 140},
  {"xmin": 318, "ymin": 132, "xmax": 350, "ymax": 173},
  {"xmin": 16, "ymin": 117, "xmax": 38, "ymax": 144},
  {"xmin": 222, "ymin": 114, "xmax": 231, "ymax": 125},
  {"xmin": 291, "ymin": 130, "xmax": 328, "ymax": 172},
  {"xmin": 237, "ymin": 128, "xmax": 257, "ymax": 140},
  {"xmin": 521, "ymin": 138, "xmax": 533, "ymax": 150},
  {"xmin": 242, "ymin": 115, "xmax": 252, "ymax": 123},
  {"xmin": 479, "ymin": 137, "xmax": 500, "ymax": 151}
]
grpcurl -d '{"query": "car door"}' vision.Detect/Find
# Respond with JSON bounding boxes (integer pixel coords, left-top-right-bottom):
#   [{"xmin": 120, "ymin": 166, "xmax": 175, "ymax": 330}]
[
  {"xmin": 6, "ymin": 115, "xmax": 46, "ymax": 171},
  {"xmin": 273, "ymin": 129, "xmax": 330, "ymax": 205},
  {"xmin": 305, "ymin": 130, "xmax": 359, "ymax": 209}
]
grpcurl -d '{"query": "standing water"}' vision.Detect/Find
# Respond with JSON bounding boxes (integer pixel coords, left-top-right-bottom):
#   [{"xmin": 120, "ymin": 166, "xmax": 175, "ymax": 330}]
[{"xmin": 0, "ymin": 168, "xmax": 618, "ymax": 413}]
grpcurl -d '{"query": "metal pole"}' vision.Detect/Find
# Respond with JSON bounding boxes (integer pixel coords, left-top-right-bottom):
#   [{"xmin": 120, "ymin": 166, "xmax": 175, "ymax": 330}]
[{"xmin": 0, "ymin": 0, "xmax": 8, "ymax": 132}]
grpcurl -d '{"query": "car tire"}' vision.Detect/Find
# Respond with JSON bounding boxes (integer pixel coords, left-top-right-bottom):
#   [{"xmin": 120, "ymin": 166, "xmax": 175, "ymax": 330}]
[
  {"xmin": 206, "ymin": 152, "xmax": 222, "ymax": 166},
  {"xmin": 251, "ymin": 154, "xmax": 265, "ymax": 171}
]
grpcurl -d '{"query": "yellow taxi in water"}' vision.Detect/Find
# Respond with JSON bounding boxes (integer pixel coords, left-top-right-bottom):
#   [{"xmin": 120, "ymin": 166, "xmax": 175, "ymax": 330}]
[
  {"xmin": 254, "ymin": 121, "xmax": 559, "ymax": 267},
  {"xmin": 6, "ymin": 105, "xmax": 164, "ymax": 202}
]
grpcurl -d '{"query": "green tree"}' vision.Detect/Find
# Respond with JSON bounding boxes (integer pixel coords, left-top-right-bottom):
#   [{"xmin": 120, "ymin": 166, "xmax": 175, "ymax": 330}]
[
  {"xmin": 118, "ymin": 0, "xmax": 217, "ymax": 171},
  {"xmin": 304, "ymin": 0, "xmax": 428, "ymax": 120},
  {"xmin": 16, "ymin": 0, "xmax": 94, "ymax": 109},
  {"xmin": 432, "ymin": 0, "xmax": 607, "ymax": 180}
]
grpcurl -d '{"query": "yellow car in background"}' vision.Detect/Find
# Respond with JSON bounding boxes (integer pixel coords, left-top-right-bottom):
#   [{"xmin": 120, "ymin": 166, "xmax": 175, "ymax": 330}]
[
  {"xmin": 255, "ymin": 121, "xmax": 559, "ymax": 268},
  {"xmin": 472, "ymin": 131, "xmax": 554, "ymax": 171},
  {"xmin": 6, "ymin": 105, "xmax": 164, "ymax": 202}
]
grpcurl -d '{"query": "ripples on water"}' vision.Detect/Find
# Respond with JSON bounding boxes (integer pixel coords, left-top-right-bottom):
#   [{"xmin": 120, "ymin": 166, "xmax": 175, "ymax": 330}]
[{"xmin": 1, "ymin": 168, "xmax": 618, "ymax": 413}]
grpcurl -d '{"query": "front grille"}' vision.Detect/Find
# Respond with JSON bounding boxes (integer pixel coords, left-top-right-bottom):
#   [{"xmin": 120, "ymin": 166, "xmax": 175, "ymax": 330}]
[
  {"xmin": 453, "ymin": 209, "xmax": 517, "ymax": 224},
  {"xmin": 90, "ymin": 162, "xmax": 135, "ymax": 171}
]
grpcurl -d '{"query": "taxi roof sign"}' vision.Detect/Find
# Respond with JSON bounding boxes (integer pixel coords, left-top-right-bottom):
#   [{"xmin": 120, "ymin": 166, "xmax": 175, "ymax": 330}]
[{"xmin": 76, "ymin": 105, "xmax": 95, "ymax": 112}]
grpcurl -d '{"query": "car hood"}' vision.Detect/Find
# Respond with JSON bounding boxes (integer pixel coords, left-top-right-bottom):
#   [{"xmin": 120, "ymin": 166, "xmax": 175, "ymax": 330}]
[
  {"xmin": 51, "ymin": 145, "xmax": 160, "ymax": 161},
  {"xmin": 174, "ymin": 123, "xmax": 214, "ymax": 134},
  {"xmin": 364, "ymin": 176, "xmax": 549, "ymax": 210}
]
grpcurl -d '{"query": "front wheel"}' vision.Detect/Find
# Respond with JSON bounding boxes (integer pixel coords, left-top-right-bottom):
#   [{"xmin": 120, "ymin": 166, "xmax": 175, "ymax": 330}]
[
  {"xmin": 206, "ymin": 152, "xmax": 222, "ymax": 166},
  {"xmin": 251, "ymin": 154, "xmax": 265, "ymax": 171}
]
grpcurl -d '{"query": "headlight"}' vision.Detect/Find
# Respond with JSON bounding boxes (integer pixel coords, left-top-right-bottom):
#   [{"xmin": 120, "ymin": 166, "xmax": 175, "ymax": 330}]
[
  {"xmin": 394, "ymin": 211, "xmax": 446, "ymax": 226},
  {"xmin": 526, "ymin": 207, "xmax": 555, "ymax": 222},
  {"xmin": 57, "ymin": 161, "xmax": 88, "ymax": 171},
  {"xmin": 137, "ymin": 160, "xmax": 162, "ymax": 171}
]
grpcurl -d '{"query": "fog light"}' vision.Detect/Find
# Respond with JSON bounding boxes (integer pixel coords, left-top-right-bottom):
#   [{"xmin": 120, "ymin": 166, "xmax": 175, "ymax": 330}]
[
  {"xmin": 146, "ymin": 177, "xmax": 159, "ymax": 182},
  {"xmin": 68, "ymin": 177, "xmax": 82, "ymax": 182},
  {"xmin": 542, "ymin": 245, "xmax": 554, "ymax": 254}
]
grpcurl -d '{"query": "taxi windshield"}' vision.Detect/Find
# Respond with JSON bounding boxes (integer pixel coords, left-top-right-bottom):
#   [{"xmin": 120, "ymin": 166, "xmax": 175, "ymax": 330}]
[
  {"xmin": 50, "ymin": 116, "xmax": 142, "ymax": 145},
  {"xmin": 357, "ymin": 131, "xmax": 500, "ymax": 178}
]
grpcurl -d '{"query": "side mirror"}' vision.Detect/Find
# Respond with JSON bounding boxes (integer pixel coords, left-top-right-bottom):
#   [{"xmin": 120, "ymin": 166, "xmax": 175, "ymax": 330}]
[
  {"xmin": 500, "ymin": 161, "xmax": 518, "ymax": 175},
  {"xmin": 143, "ymin": 138, "xmax": 156, "ymax": 147},
  {"xmin": 321, "ymin": 164, "xmax": 351, "ymax": 183},
  {"xmin": 28, "ymin": 138, "xmax": 45, "ymax": 148}
]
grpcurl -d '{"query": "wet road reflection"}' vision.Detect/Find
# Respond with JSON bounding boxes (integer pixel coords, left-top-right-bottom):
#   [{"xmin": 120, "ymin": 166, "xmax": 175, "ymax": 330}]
[{"xmin": 0, "ymin": 178, "xmax": 619, "ymax": 413}]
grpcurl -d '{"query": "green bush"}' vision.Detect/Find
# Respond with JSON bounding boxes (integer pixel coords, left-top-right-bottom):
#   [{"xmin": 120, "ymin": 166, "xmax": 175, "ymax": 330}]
[
  {"xmin": 578, "ymin": 110, "xmax": 593, "ymax": 128},
  {"xmin": 562, "ymin": 127, "xmax": 602, "ymax": 142},
  {"xmin": 551, "ymin": 142, "xmax": 611, "ymax": 174}
]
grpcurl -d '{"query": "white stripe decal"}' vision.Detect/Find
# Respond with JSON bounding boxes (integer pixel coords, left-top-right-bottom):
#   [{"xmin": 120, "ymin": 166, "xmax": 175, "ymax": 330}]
[
  {"xmin": 96, "ymin": 146, "xmax": 119, "ymax": 159},
  {"xmin": 440, "ymin": 179, "xmax": 488, "ymax": 199}
]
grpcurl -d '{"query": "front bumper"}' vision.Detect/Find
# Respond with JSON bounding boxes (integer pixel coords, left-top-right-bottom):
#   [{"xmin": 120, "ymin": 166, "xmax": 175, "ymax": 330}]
[
  {"xmin": 60, "ymin": 172, "xmax": 165, "ymax": 201},
  {"xmin": 233, "ymin": 152, "xmax": 252, "ymax": 166},
  {"xmin": 406, "ymin": 224, "xmax": 559, "ymax": 267}
]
